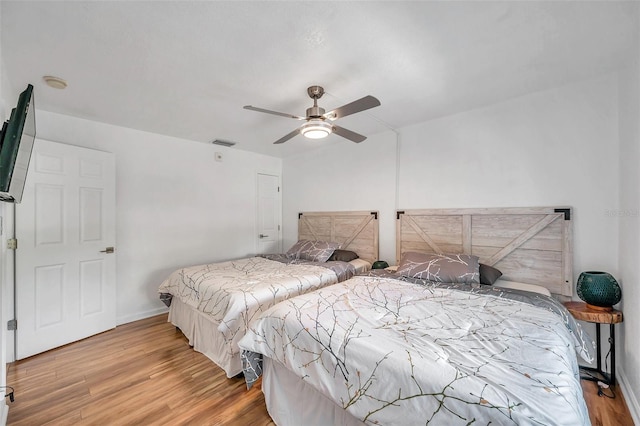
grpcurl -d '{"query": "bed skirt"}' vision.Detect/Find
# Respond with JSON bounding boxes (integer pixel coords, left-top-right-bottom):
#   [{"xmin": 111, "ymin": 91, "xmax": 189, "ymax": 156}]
[
  {"xmin": 168, "ymin": 298, "xmax": 242, "ymax": 377},
  {"xmin": 262, "ymin": 358, "xmax": 365, "ymax": 426}
]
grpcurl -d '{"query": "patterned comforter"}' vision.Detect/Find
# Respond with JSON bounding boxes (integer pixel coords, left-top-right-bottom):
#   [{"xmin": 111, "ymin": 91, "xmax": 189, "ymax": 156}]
[
  {"xmin": 239, "ymin": 273, "xmax": 594, "ymax": 425},
  {"xmin": 158, "ymin": 256, "xmax": 355, "ymax": 346}
]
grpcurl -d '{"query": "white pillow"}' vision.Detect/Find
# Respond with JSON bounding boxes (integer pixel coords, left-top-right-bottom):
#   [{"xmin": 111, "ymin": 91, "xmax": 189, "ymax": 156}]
[
  {"xmin": 349, "ymin": 258, "xmax": 372, "ymax": 274},
  {"xmin": 493, "ymin": 279, "xmax": 551, "ymax": 297}
]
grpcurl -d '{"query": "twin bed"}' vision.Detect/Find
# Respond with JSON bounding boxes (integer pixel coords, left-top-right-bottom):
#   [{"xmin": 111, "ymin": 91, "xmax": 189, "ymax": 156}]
[
  {"xmin": 159, "ymin": 207, "xmax": 595, "ymax": 425},
  {"xmin": 158, "ymin": 211, "xmax": 379, "ymax": 377},
  {"xmin": 238, "ymin": 207, "xmax": 595, "ymax": 425}
]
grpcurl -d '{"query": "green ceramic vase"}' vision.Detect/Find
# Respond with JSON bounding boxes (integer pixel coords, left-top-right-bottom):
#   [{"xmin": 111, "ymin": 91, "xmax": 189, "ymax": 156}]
[
  {"xmin": 372, "ymin": 260, "xmax": 389, "ymax": 270},
  {"xmin": 576, "ymin": 271, "xmax": 621, "ymax": 308}
]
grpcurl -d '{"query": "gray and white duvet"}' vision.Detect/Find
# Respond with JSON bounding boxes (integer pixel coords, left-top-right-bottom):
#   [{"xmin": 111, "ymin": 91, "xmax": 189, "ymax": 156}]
[
  {"xmin": 158, "ymin": 256, "xmax": 355, "ymax": 363},
  {"xmin": 239, "ymin": 273, "xmax": 594, "ymax": 425}
]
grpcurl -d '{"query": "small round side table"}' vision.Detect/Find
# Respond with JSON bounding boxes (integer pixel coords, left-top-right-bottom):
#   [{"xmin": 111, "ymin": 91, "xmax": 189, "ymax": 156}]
[{"xmin": 564, "ymin": 301, "xmax": 623, "ymax": 386}]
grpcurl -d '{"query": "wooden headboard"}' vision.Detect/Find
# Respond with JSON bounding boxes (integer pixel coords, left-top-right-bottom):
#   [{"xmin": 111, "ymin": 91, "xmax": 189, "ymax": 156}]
[
  {"xmin": 298, "ymin": 211, "xmax": 379, "ymax": 265},
  {"xmin": 396, "ymin": 207, "xmax": 573, "ymax": 296}
]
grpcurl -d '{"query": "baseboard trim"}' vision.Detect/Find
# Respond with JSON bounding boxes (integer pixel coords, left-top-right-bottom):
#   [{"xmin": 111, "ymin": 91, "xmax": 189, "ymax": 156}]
[
  {"xmin": 116, "ymin": 307, "xmax": 168, "ymax": 326},
  {"xmin": 617, "ymin": 366, "xmax": 640, "ymax": 425}
]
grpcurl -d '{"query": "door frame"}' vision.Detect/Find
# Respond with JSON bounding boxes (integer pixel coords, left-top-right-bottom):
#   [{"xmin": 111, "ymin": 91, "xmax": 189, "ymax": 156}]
[
  {"xmin": 1, "ymin": 203, "xmax": 16, "ymax": 363},
  {"xmin": 255, "ymin": 171, "xmax": 282, "ymax": 254},
  {"xmin": 15, "ymin": 139, "xmax": 116, "ymax": 359}
]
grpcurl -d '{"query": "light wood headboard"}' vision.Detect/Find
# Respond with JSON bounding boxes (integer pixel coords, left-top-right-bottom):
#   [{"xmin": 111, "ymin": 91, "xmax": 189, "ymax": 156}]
[
  {"xmin": 396, "ymin": 207, "xmax": 573, "ymax": 296},
  {"xmin": 298, "ymin": 211, "xmax": 379, "ymax": 265}
]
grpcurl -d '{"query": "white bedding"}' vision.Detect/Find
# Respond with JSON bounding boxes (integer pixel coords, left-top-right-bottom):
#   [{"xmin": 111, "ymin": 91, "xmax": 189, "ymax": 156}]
[
  {"xmin": 494, "ymin": 278, "xmax": 552, "ymax": 296},
  {"xmin": 349, "ymin": 258, "xmax": 372, "ymax": 274},
  {"xmin": 158, "ymin": 256, "xmax": 357, "ymax": 376},
  {"xmin": 262, "ymin": 357, "xmax": 365, "ymax": 426},
  {"xmin": 240, "ymin": 274, "xmax": 592, "ymax": 425}
]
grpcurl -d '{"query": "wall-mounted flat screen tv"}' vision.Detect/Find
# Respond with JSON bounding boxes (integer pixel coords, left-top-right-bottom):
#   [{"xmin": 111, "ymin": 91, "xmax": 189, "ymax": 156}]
[{"xmin": 0, "ymin": 84, "xmax": 36, "ymax": 203}]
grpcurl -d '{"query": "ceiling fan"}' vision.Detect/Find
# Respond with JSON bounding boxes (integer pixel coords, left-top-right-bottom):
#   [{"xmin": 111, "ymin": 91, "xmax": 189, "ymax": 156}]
[{"xmin": 243, "ymin": 86, "xmax": 381, "ymax": 144}]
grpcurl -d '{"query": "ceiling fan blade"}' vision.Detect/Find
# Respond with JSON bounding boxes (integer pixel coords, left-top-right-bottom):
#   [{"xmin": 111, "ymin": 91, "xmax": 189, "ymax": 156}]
[
  {"xmin": 324, "ymin": 95, "xmax": 381, "ymax": 120},
  {"xmin": 332, "ymin": 125, "xmax": 367, "ymax": 143},
  {"xmin": 273, "ymin": 128, "xmax": 301, "ymax": 144},
  {"xmin": 244, "ymin": 105, "xmax": 306, "ymax": 120}
]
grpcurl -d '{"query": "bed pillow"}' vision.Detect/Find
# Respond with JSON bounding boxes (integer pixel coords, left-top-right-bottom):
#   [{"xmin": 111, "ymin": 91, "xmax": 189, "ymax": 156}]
[
  {"xmin": 299, "ymin": 240, "xmax": 340, "ymax": 262},
  {"xmin": 285, "ymin": 240, "xmax": 310, "ymax": 259},
  {"xmin": 286, "ymin": 240, "xmax": 340, "ymax": 262},
  {"xmin": 328, "ymin": 249, "xmax": 359, "ymax": 262},
  {"xmin": 479, "ymin": 263, "xmax": 503, "ymax": 285},
  {"xmin": 493, "ymin": 279, "xmax": 551, "ymax": 296},
  {"xmin": 397, "ymin": 252, "xmax": 480, "ymax": 284}
]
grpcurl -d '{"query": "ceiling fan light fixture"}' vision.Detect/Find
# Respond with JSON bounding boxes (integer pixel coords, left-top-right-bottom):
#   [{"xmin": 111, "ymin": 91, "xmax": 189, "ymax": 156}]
[
  {"xmin": 244, "ymin": 86, "xmax": 379, "ymax": 144},
  {"xmin": 301, "ymin": 119, "xmax": 332, "ymax": 139}
]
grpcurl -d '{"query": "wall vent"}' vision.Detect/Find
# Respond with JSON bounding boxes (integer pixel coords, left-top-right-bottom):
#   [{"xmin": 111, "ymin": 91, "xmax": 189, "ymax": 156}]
[{"xmin": 211, "ymin": 139, "xmax": 236, "ymax": 147}]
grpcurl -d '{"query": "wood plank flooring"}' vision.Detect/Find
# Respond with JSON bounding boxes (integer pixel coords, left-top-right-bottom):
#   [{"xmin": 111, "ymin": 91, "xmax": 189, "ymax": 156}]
[
  {"xmin": 5, "ymin": 314, "xmax": 634, "ymax": 425},
  {"xmin": 582, "ymin": 380, "xmax": 634, "ymax": 426},
  {"xmin": 6, "ymin": 314, "xmax": 274, "ymax": 425}
]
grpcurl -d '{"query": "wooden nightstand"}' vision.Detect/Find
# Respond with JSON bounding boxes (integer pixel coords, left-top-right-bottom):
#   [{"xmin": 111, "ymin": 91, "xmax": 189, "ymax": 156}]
[{"xmin": 564, "ymin": 301, "xmax": 623, "ymax": 386}]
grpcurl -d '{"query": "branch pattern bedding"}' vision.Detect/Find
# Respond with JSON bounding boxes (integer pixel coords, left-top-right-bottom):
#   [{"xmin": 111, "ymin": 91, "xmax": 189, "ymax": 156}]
[
  {"xmin": 159, "ymin": 255, "xmax": 355, "ymax": 339},
  {"xmin": 239, "ymin": 271, "xmax": 595, "ymax": 425},
  {"xmin": 157, "ymin": 210, "xmax": 379, "ymax": 378},
  {"xmin": 158, "ymin": 253, "xmax": 358, "ymax": 377}
]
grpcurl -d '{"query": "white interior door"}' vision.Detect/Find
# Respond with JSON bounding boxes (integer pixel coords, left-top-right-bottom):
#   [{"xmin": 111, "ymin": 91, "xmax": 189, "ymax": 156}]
[
  {"xmin": 15, "ymin": 139, "xmax": 116, "ymax": 359},
  {"xmin": 256, "ymin": 173, "xmax": 280, "ymax": 254}
]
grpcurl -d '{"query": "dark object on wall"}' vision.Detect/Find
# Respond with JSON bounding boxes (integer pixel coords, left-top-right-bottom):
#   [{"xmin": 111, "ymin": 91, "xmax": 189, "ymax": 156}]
[
  {"xmin": 0, "ymin": 84, "xmax": 36, "ymax": 203},
  {"xmin": 372, "ymin": 260, "xmax": 389, "ymax": 270},
  {"xmin": 577, "ymin": 271, "xmax": 621, "ymax": 311}
]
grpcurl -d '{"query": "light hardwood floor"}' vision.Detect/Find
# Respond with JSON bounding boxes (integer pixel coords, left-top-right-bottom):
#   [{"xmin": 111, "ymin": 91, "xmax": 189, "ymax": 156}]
[{"xmin": 6, "ymin": 314, "xmax": 634, "ymax": 425}]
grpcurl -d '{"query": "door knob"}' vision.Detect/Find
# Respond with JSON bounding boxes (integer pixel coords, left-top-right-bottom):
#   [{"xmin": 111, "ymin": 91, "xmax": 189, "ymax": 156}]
[
  {"xmin": 259, "ymin": 234, "xmax": 268, "ymax": 239},
  {"xmin": 100, "ymin": 247, "xmax": 115, "ymax": 254}
]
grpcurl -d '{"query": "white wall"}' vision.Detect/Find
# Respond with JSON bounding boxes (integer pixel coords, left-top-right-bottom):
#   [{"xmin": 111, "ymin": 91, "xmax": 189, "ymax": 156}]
[
  {"xmin": 35, "ymin": 111, "xmax": 281, "ymax": 324},
  {"xmin": 282, "ymin": 130, "xmax": 398, "ymax": 263},
  {"xmin": 0, "ymin": 200, "xmax": 11, "ymax": 425},
  {"xmin": 0, "ymin": 1, "xmax": 9, "ymax": 418},
  {"xmin": 617, "ymin": 11, "xmax": 640, "ymax": 422},
  {"xmin": 399, "ymin": 74, "xmax": 620, "ymax": 277}
]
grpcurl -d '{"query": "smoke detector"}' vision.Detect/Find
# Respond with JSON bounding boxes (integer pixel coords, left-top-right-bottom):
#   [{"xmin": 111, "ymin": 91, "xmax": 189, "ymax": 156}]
[{"xmin": 43, "ymin": 76, "xmax": 67, "ymax": 89}]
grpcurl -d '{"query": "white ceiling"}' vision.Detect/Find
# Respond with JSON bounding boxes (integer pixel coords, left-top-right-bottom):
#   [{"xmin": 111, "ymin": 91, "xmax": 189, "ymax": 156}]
[{"xmin": 1, "ymin": 1, "xmax": 636, "ymax": 158}]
